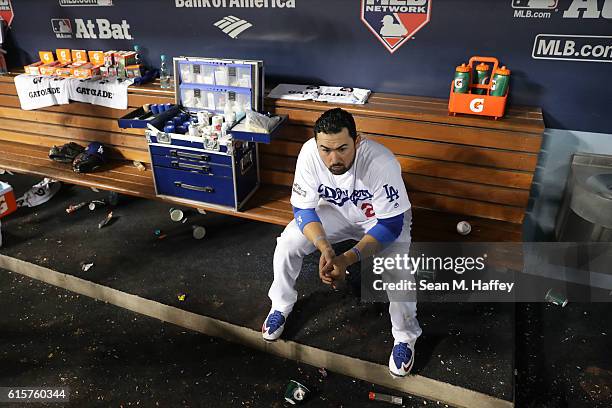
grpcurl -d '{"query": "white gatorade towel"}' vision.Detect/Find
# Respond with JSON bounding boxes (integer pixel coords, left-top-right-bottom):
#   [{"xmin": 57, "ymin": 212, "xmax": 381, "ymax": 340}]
[
  {"xmin": 267, "ymin": 84, "xmax": 371, "ymax": 105},
  {"xmin": 68, "ymin": 77, "xmax": 134, "ymax": 109},
  {"xmin": 14, "ymin": 74, "xmax": 70, "ymax": 110}
]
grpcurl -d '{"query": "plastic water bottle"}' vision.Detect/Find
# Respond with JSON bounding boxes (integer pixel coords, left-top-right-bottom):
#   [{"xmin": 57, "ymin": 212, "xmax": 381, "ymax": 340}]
[
  {"xmin": 160, "ymin": 54, "xmax": 172, "ymax": 89},
  {"xmin": 133, "ymin": 44, "xmax": 142, "ymax": 65}
]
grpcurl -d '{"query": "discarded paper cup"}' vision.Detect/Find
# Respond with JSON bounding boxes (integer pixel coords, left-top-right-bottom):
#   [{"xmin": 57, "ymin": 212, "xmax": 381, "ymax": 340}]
[
  {"xmin": 133, "ymin": 161, "xmax": 146, "ymax": 172},
  {"xmin": 192, "ymin": 225, "xmax": 206, "ymax": 240},
  {"xmin": 169, "ymin": 208, "xmax": 184, "ymax": 222},
  {"xmin": 284, "ymin": 380, "xmax": 309, "ymax": 405},
  {"xmin": 545, "ymin": 289, "xmax": 568, "ymax": 307},
  {"xmin": 88, "ymin": 200, "xmax": 106, "ymax": 211},
  {"xmin": 416, "ymin": 269, "xmax": 436, "ymax": 282},
  {"xmin": 212, "ymin": 115, "xmax": 224, "ymax": 131}
]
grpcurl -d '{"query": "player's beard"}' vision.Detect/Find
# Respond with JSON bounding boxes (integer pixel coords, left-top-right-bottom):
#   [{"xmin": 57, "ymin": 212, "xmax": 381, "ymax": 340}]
[{"xmin": 328, "ymin": 153, "xmax": 356, "ymax": 175}]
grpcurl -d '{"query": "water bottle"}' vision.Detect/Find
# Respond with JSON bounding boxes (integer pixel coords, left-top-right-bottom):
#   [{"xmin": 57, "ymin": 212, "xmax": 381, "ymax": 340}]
[
  {"xmin": 160, "ymin": 54, "xmax": 172, "ymax": 89},
  {"xmin": 132, "ymin": 44, "xmax": 144, "ymax": 77}
]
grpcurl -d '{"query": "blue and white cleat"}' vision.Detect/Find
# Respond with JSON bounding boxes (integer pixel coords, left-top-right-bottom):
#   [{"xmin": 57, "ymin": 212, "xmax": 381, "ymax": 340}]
[
  {"xmin": 262, "ymin": 310, "xmax": 287, "ymax": 342},
  {"xmin": 389, "ymin": 342, "xmax": 414, "ymax": 377}
]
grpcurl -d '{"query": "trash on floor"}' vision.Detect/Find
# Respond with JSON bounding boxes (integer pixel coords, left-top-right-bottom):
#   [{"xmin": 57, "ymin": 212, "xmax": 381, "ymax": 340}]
[
  {"xmin": 81, "ymin": 262, "xmax": 94, "ymax": 272},
  {"xmin": 192, "ymin": 225, "xmax": 206, "ymax": 240},
  {"xmin": 369, "ymin": 391, "xmax": 403, "ymax": 405},
  {"xmin": 169, "ymin": 208, "xmax": 184, "ymax": 222},
  {"xmin": 16, "ymin": 178, "xmax": 61, "ymax": 208},
  {"xmin": 66, "ymin": 202, "xmax": 87, "ymax": 214},
  {"xmin": 154, "ymin": 229, "xmax": 167, "ymax": 240},
  {"xmin": 88, "ymin": 200, "xmax": 106, "ymax": 211},
  {"xmin": 177, "ymin": 293, "xmax": 187, "ymax": 302},
  {"xmin": 284, "ymin": 380, "xmax": 310, "ymax": 405},
  {"xmin": 133, "ymin": 161, "xmax": 146, "ymax": 172},
  {"xmin": 545, "ymin": 289, "xmax": 568, "ymax": 307},
  {"xmin": 416, "ymin": 268, "xmax": 436, "ymax": 282},
  {"xmin": 98, "ymin": 211, "xmax": 113, "ymax": 229}
]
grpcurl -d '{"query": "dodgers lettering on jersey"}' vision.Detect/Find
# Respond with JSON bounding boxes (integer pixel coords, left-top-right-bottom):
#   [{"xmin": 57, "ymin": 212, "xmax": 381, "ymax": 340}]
[
  {"xmin": 316, "ymin": 185, "xmax": 373, "ymax": 207},
  {"xmin": 290, "ymin": 138, "xmax": 410, "ymax": 223}
]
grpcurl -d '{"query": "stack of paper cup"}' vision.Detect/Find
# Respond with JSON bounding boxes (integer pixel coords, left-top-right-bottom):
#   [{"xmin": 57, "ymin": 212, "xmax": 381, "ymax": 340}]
[{"xmin": 212, "ymin": 115, "xmax": 224, "ymax": 131}]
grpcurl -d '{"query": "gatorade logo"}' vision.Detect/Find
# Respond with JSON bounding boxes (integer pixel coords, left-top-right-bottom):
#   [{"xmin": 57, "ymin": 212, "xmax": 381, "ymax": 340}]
[
  {"xmin": 470, "ymin": 98, "xmax": 485, "ymax": 113},
  {"xmin": 454, "ymin": 78, "xmax": 464, "ymax": 88}
]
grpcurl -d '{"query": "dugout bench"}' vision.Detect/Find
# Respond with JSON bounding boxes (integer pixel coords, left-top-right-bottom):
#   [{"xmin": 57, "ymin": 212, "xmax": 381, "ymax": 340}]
[{"xmin": 0, "ymin": 73, "xmax": 545, "ymax": 242}]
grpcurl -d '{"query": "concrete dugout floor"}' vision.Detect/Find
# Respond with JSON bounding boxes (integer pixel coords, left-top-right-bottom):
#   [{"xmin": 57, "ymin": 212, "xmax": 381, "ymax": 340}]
[
  {"xmin": 0, "ymin": 269, "xmax": 440, "ymax": 407},
  {"xmin": 0, "ymin": 172, "xmax": 611, "ymax": 407}
]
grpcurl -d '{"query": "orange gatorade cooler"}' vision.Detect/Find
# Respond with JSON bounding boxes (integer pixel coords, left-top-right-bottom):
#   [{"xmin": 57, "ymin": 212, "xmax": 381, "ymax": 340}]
[{"xmin": 0, "ymin": 181, "xmax": 17, "ymax": 219}]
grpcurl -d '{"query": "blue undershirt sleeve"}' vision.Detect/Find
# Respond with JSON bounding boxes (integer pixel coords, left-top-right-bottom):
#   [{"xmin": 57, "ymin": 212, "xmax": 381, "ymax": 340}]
[
  {"xmin": 292, "ymin": 206, "xmax": 321, "ymax": 233},
  {"xmin": 366, "ymin": 212, "xmax": 405, "ymax": 244}
]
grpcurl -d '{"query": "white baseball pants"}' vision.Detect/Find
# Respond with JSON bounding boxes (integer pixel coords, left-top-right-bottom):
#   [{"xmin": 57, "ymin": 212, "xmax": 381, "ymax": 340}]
[{"xmin": 267, "ymin": 203, "xmax": 422, "ymax": 346}]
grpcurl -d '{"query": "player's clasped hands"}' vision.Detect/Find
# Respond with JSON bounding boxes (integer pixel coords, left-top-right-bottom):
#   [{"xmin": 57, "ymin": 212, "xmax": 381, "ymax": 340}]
[{"xmin": 318, "ymin": 248, "xmax": 348, "ymax": 289}]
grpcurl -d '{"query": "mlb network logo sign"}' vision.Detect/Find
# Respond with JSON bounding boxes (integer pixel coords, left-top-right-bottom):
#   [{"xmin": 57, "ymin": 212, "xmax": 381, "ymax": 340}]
[{"xmin": 361, "ymin": 0, "xmax": 432, "ymax": 54}]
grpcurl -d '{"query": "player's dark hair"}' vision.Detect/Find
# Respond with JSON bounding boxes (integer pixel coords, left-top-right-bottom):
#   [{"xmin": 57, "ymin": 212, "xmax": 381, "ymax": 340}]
[{"xmin": 313, "ymin": 108, "xmax": 357, "ymax": 140}]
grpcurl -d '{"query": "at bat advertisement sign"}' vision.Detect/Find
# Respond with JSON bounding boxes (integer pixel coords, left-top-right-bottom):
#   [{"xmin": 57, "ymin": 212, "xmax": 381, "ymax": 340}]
[{"xmin": 361, "ymin": 0, "xmax": 431, "ymax": 54}]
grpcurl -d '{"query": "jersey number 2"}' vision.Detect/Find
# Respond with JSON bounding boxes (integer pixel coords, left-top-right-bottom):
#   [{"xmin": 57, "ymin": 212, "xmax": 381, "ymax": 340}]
[{"xmin": 361, "ymin": 203, "xmax": 375, "ymax": 218}]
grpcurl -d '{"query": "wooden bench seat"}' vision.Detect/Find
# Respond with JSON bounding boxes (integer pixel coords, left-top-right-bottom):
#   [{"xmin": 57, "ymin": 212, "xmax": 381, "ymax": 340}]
[
  {"xmin": 0, "ymin": 73, "xmax": 544, "ymax": 242},
  {"xmin": 0, "ymin": 139, "xmax": 523, "ymax": 242}
]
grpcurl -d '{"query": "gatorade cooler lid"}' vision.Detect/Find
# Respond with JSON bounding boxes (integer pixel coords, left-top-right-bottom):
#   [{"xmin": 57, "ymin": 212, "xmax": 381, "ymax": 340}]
[
  {"xmin": 0, "ymin": 181, "xmax": 13, "ymax": 194},
  {"xmin": 495, "ymin": 66, "xmax": 511, "ymax": 75},
  {"xmin": 476, "ymin": 63, "xmax": 489, "ymax": 71},
  {"xmin": 455, "ymin": 63, "xmax": 470, "ymax": 73}
]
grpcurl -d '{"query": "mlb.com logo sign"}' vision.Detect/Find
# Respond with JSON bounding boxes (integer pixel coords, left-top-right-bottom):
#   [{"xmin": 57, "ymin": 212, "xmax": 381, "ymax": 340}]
[{"xmin": 361, "ymin": 0, "xmax": 431, "ymax": 54}]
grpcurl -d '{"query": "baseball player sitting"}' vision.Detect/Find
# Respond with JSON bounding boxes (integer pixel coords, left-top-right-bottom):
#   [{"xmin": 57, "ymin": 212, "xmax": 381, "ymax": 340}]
[{"xmin": 262, "ymin": 108, "xmax": 422, "ymax": 377}]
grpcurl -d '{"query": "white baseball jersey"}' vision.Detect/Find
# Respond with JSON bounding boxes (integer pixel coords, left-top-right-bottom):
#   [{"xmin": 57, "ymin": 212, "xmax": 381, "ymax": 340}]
[{"xmin": 290, "ymin": 137, "xmax": 411, "ymax": 225}]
